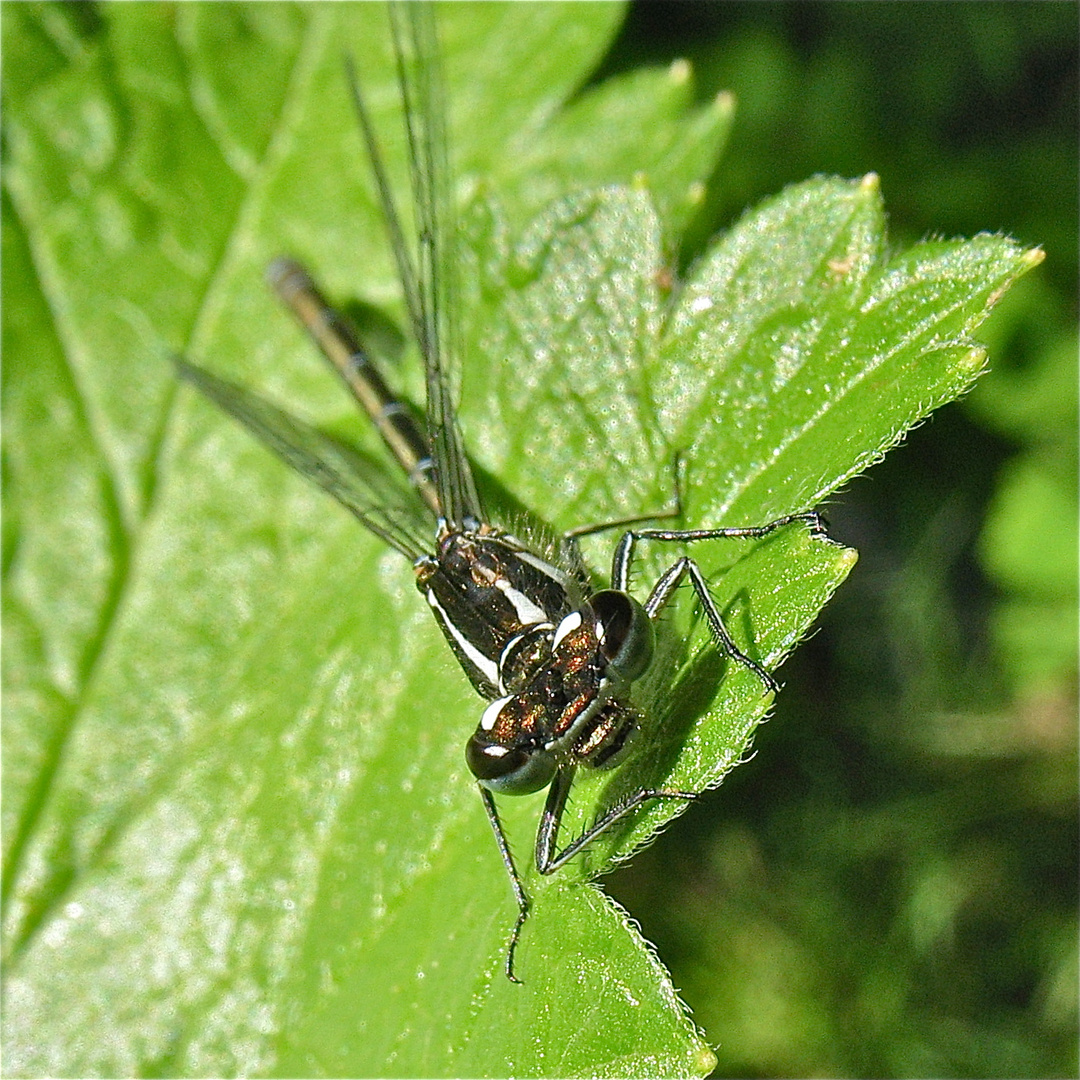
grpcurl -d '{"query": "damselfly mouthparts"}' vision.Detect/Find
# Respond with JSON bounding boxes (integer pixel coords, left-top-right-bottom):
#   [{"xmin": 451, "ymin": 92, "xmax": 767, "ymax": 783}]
[{"xmin": 175, "ymin": 4, "xmax": 830, "ymax": 982}]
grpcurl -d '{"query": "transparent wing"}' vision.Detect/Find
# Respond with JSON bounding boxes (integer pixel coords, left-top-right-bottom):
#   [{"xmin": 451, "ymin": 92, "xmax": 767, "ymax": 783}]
[
  {"xmin": 346, "ymin": 0, "xmax": 481, "ymax": 529},
  {"xmin": 174, "ymin": 357, "xmax": 432, "ymax": 560}
]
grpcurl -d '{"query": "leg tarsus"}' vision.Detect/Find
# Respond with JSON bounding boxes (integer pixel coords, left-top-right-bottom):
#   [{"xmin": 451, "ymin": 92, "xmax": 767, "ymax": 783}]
[
  {"xmin": 538, "ymin": 787, "xmax": 697, "ymax": 876},
  {"xmin": 478, "ymin": 785, "xmax": 530, "ymax": 984},
  {"xmin": 504, "ymin": 903, "xmax": 527, "ymax": 985}
]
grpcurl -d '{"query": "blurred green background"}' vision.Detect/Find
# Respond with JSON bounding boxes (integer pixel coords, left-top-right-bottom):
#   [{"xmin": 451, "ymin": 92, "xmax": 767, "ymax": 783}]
[{"xmin": 601, "ymin": 4, "xmax": 1078, "ymax": 1077}]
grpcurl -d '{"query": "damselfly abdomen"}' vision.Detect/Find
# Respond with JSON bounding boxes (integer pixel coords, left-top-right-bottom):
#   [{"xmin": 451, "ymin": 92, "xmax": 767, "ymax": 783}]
[{"xmin": 175, "ymin": 2, "xmax": 831, "ymax": 982}]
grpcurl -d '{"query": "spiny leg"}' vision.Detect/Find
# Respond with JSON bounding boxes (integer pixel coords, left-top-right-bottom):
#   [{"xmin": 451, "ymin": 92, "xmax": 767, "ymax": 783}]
[
  {"xmin": 491, "ymin": 767, "xmax": 695, "ymax": 982},
  {"xmin": 484, "ymin": 769, "xmax": 580, "ymax": 984},
  {"xmin": 611, "ymin": 512, "xmax": 828, "ymax": 690},
  {"xmin": 478, "ymin": 785, "xmax": 528, "ymax": 984},
  {"xmin": 535, "ymin": 765, "xmax": 695, "ymax": 876},
  {"xmin": 645, "ymin": 556, "xmax": 777, "ymax": 693},
  {"xmin": 611, "ymin": 511, "xmax": 828, "ymax": 589}
]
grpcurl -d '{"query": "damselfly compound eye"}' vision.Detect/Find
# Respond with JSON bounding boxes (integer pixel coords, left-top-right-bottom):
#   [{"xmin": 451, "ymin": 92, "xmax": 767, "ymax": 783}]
[
  {"xmin": 587, "ymin": 589, "xmax": 654, "ymax": 684},
  {"xmin": 466, "ymin": 733, "xmax": 556, "ymax": 795}
]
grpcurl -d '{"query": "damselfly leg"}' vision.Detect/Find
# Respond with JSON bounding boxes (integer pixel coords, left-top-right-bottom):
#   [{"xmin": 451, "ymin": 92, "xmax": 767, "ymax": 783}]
[{"xmin": 475, "ymin": 510, "xmax": 828, "ymax": 979}]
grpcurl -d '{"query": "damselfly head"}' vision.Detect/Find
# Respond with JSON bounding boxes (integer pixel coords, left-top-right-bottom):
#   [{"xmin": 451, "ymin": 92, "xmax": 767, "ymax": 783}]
[{"xmin": 466, "ymin": 589, "xmax": 654, "ymax": 793}]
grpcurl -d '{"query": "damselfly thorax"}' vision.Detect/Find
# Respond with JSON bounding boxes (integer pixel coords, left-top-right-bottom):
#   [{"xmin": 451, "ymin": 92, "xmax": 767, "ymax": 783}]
[
  {"xmin": 266, "ymin": 257, "xmax": 577, "ymax": 699},
  {"xmin": 175, "ymin": 2, "xmax": 830, "ymax": 983}
]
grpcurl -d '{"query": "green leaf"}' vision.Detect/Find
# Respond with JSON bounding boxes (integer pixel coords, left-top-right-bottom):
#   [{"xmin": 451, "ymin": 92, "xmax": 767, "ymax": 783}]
[{"xmin": 2, "ymin": 3, "xmax": 1039, "ymax": 1078}]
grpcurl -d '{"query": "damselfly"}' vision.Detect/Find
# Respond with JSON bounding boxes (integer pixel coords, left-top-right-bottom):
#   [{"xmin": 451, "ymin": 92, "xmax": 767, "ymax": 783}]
[{"xmin": 175, "ymin": 4, "xmax": 829, "ymax": 982}]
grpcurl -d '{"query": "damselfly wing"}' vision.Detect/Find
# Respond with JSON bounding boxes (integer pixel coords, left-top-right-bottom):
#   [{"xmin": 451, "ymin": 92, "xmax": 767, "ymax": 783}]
[{"xmin": 175, "ymin": 2, "xmax": 830, "ymax": 982}]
